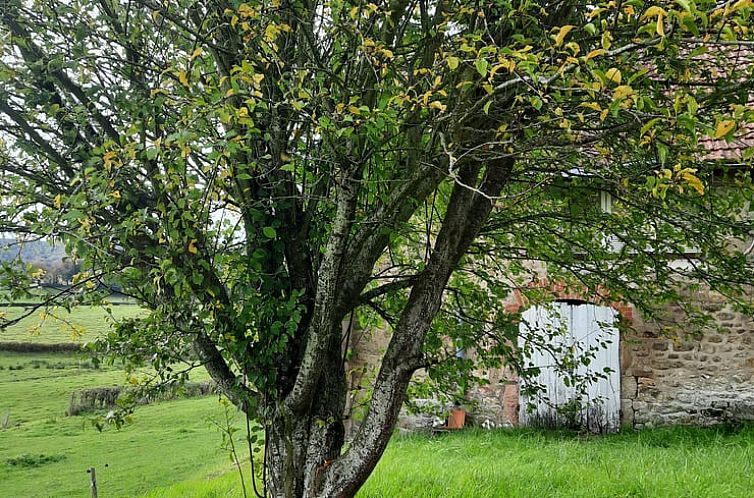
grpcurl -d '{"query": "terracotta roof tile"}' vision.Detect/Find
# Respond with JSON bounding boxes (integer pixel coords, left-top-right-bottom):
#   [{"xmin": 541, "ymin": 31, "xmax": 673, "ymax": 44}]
[{"xmin": 700, "ymin": 123, "xmax": 754, "ymax": 161}]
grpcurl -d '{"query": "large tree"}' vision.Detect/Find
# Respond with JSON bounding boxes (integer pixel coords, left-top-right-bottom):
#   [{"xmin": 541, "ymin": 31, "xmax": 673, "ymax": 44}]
[{"xmin": 1, "ymin": 0, "xmax": 754, "ymax": 496}]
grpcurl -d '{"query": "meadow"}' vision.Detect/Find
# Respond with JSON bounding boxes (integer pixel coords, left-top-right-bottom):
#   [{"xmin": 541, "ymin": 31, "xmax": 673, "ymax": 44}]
[
  {"xmin": 0, "ymin": 306, "xmax": 250, "ymax": 498},
  {"xmin": 0, "ymin": 304, "xmax": 144, "ymax": 344}
]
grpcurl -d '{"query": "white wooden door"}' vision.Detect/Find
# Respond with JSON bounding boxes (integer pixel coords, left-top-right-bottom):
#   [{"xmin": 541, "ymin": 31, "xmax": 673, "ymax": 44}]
[{"xmin": 518, "ymin": 303, "xmax": 620, "ymax": 433}]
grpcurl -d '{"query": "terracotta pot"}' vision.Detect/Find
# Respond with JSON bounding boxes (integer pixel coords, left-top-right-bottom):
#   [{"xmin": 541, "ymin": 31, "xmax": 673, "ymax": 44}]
[{"xmin": 447, "ymin": 408, "xmax": 466, "ymax": 429}]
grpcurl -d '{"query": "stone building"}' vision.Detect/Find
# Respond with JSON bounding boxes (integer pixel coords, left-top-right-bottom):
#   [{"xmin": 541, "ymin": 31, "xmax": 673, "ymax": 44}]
[
  {"xmin": 344, "ymin": 127, "xmax": 754, "ymax": 434},
  {"xmin": 345, "ymin": 266, "xmax": 754, "ymax": 435}
]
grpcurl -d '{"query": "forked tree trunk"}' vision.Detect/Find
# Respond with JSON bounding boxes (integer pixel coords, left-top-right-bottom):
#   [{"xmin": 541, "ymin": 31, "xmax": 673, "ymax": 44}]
[
  {"xmin": 266, "ymin": 340, "xmax": 349, "ymax": 498},
  {"xmin": 260, "ymin": 159, "xmax": 513, "ymax": 498}
]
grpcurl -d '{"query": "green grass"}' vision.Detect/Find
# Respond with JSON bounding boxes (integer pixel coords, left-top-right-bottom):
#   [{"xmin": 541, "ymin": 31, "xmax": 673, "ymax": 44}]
[
  {"xmin": 0, "ymin": 305, "xmax": 144, "ymax": 344},
  {"xmin": 0, "ymin": 351, "xmax": 244, "ymax": 498},
  {"xmin": 0, "ymin": 396, "xmax": 249, "ymax": 498},
  {"xmin": 0, "ymin": 352, "xmax": 132, "ymax": 424},
  {"xmin": 5, "ymin": 309, "xmax": 754, "ymax": 498},
  {"xmin": 0, "ymin": 304, "xmax": 249, "ymax": 498},
  {"xmin": 144, "ymin": 426, "xmax": 754, "ymax": 498},
  {"xmin": 358, "ymin": 428, "xmax": 754, "ymax": 498}
]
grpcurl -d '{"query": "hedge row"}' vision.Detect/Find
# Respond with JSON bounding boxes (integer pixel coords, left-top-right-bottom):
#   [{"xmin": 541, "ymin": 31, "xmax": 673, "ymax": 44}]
[
  {"xmin": 0, "ymin": 342, "xmax": 83, "ymax": 353},
  {"xmin": 66, "ymin": 381, "xmax": 217, "ymax": 416}
]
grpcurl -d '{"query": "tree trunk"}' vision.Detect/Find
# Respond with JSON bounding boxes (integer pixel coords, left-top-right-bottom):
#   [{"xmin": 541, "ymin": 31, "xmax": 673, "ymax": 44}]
[{"xmin": 266, "ymin": 337, "xmax": 348, "ymax": 498}]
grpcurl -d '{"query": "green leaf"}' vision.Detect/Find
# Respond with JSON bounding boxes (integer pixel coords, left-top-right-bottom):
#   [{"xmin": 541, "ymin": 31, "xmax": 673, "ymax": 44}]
[
  {"xmin": 262, "ymin": 227, "xmax": 277, "ymax": 239},
  {"xmin": 475, "ymin": 59, "xmax": 489, "ymax": 78}
]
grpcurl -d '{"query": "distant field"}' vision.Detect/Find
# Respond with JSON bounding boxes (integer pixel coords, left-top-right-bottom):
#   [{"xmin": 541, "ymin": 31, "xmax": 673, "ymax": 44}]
[
  {"xmin": 0, "ymin": 304, "xmax": 251, "ymax": 498},
  {"xmin": 0, "ymin": 396, "xmax": 248, "ymax": 498},
  {"xmin": 0, "ymin": 305, "xmax": 144, "ymax": 344}
]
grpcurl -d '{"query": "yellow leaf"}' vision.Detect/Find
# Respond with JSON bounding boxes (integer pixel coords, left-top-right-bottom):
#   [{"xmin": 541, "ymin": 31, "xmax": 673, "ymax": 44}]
[
  {"xmin": 190, "ymin": 47, "xmax": 203, "ymax": 60},
  {"xmin": 447, "ymin": 56, "xmax": 460, "ymax": 70},
  {"xmin": 605, "ymin": 68, "xmax": 622, "ymax": 84},
  {"xmin": 54, "ymin": 194, "xmax": 62, "ymax": 209},
  {"xmin": 601, "ymin": 31, "xmax": 612, "ymax": 50},
  {"xmin": 587, "ymin": 8, "xmax": 606, "ymax": 19},
  {"xmin": 188, "ymin": 240, "xmax": 198, "ymax": 254},
  {"xmin": 554, "ymin": 25, "xmax": 575, "ymax": 47},
  {"xmin": 239, "ymin": 3, "xmax": 256, "ymax": 17},
  {"xmin": 102, "ymin": 150, "xmax": 118, "ymax": 170},
  {"xmin": 579, "ymin": 102, "xmax": 602, "ymax": 112},
  {"xmin": 714, "ymin": 120, "xmax": 736, "ymax": 139},
  {"xmin": 178, "ymin": 70, "xmax": 189, "ymax": 87},
  {"xmin": 264, "ymin": 25, "xmax": 276, "ymax": 42},
  {"xmin": 730, "ymin": 0, "xmax": 753, "ymax": 12},
  {"xmin": 348, "ymin": 105, "xmax": 361, "ymax": 115},
  {"xmin": 585, "ymin": 49, "xmax": 605, "ymax": 62},
  {"xmin": 681, "ymin": 171, "xmax": 705, "ymax": 196},
  {"xmin": 641, "ymin": 6, "xmax": 668, "ymax": 21},
  {"xmin": 656, "ymin": 13, "xmax": 665, "ymax": 37},
  {"xmin": 429, "ymin": 101, "xmax": 447, "ymax": 112},
  {"xmin": 613, "ymin": 85, "xmax": 633, "ymax": 100}
]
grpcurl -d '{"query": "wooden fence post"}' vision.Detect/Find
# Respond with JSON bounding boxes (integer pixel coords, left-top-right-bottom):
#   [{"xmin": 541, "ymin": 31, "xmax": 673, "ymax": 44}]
[{"xmin": 87, "ymin": 467, "xmax": 97, "ymax": 498}]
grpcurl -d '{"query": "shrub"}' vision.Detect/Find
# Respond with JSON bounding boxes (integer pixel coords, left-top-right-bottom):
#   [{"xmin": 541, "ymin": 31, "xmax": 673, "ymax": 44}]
[{"xmin": 4, "ymin": 453, "xmax": 66, "ymax": 468}]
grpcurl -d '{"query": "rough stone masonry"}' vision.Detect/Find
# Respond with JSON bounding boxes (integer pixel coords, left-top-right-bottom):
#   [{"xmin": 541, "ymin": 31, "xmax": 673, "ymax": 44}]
[{"xmin": 345, "ymin": 288, "xmax": 754, "ymax": 433}]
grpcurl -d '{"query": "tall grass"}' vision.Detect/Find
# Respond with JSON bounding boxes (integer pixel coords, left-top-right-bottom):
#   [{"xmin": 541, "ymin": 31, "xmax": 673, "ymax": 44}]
[{"xmin": 144, "ymin": 425, "xmax": 754, "ymax": 498}]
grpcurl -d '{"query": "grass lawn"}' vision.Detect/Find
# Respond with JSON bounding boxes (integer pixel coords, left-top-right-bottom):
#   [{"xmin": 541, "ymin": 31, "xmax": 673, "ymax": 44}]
[
  {"xmin": 0, "ymin": 351, "xmax": 244, "ymax": 498},
  {"xmin": 0, "ymin": 396, "xmax": 248, "ymax": 498},
  {"xmin": 0, "ymin": 305, "xmax": 249, "ymax": 498},
  {"xmin": 145, "ymin": 426, "xmax": 754, "ymax": 498},
  {"xmin": 4, "ymin": 308, "xmax": 753, "ymax": 498},
  {"xmin": 358, "ymin": 427, "xmax": 754, "ymax": 498},
  {"xmin": 0, "ymin": 352, "xmax": 132, "ymax": 424},
  {"xmin": 0, "ymin": 305, "xmax": 144, "ymax": 344}
]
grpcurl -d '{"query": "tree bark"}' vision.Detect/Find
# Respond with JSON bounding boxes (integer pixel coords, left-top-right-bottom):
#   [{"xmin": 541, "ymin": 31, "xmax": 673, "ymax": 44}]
[{"xmin": 266, "ymin": 331, "xmax": 348, "ymax": 498}]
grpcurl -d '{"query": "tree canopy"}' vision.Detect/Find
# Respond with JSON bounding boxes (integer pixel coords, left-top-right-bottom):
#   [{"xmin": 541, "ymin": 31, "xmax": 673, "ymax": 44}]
[{"xmin": 1, "ymin": 0, "xmax": 754, "ymax": 496}]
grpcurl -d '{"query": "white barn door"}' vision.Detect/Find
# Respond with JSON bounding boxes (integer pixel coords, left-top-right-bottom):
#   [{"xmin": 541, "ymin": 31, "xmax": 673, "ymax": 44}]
[{"xmin": 518, "ymin": 302, "xmax": 620, "ymax": 433}]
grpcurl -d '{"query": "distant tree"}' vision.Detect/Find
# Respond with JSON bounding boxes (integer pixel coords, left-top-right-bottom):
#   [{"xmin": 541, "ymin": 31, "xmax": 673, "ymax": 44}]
[
  {"xmin": 41, "ymin": 259, "xmax": 80, "ymax": 284},
  {"xmin": 1, "ymin": 0, "xmax": 753, "ymax": 496}
]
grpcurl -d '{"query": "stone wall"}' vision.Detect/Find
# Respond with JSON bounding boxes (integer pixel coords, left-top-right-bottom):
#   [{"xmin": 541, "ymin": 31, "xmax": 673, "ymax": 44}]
[
  {"xmin": 621, "ymin": 293, "xmax": 754, "ymax": 428},
  {"xmin": 345, "ymin": 289, "xmax": 754, "ymax": 433}
]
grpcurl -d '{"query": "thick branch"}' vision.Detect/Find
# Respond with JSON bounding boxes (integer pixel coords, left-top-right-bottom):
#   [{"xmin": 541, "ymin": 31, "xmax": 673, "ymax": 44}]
[{"xmin": 323, "ymin": 157, "xmax": 514, "ymax": 497}]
